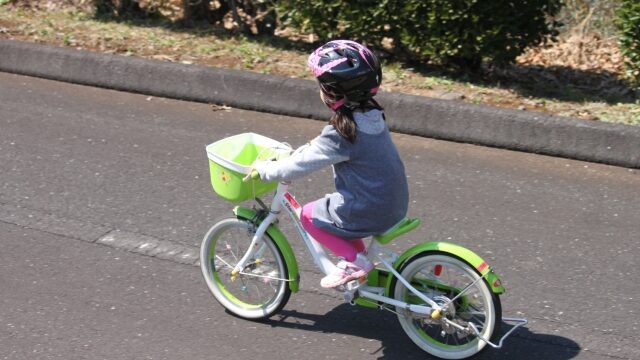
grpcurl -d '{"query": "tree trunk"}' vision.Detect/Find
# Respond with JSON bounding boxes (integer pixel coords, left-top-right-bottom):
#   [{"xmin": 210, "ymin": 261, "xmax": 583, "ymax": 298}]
[
  {"xmin": 183, "ymin": 0, "xmax": 212, "ymax": 27},
  {"xmin": 118, "ymin": 0, "xmax": 145, "ymax": 18}
]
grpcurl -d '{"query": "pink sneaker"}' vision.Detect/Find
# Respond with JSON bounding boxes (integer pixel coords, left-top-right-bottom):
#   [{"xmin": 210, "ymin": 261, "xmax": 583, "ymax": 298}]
[{"xmin": 320, "ymin": 253, "xmax": 374, "ymax": 288}]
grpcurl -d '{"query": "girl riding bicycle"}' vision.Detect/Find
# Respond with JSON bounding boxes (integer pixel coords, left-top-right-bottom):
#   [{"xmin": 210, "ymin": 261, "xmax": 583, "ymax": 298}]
[{"xmin": 251, "ymin": 40, "xmax": 409, "ymax": 288}]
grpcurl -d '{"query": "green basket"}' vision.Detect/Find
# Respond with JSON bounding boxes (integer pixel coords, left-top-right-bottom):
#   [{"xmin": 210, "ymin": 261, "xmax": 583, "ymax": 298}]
[{"xmin": 206, "ymin": 133, "xmax": 291, "ymax": 203}]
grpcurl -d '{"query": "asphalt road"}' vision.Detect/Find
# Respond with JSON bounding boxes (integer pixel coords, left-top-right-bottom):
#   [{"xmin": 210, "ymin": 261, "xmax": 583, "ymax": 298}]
[{"xmin": 1, "ymin": 72, "xmax": 639, "ymax": 360}]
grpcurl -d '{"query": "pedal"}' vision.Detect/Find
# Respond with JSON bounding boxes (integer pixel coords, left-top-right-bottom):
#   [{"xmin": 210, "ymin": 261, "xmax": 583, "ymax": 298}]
[
  {"xmin": 343, "ymin": 281, "xmax": 360, "ymax": 304},
  {"xmin": 343, "ymin": 291, "xmax": 355, "ymax": 303},
  {"xmin": 345, "ymin": 277, "xmax": 365, "ymax": 291}
]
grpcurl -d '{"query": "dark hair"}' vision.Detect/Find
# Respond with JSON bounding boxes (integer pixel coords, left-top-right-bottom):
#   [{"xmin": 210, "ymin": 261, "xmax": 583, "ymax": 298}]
[
  {"xmin": 330, "ymin": 108, "xmax": 357, "ymax": 143},
  {"xmin": 329, "ymin": 99, "xmax": 385, "ymax": 144}
]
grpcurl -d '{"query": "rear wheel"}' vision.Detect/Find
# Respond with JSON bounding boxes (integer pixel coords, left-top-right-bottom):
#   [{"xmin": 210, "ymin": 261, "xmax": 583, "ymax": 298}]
[
  {"xmin": 394, "ymin": 253, "xmax": 501, "ymax": 359},
  {"xmin": 200, "ymin": 217, "xmax": 291, "ymax": 320}
]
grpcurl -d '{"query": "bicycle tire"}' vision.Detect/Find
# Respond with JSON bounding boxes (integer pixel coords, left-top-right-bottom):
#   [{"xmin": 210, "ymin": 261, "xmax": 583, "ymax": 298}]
[
  {"xmin": 393, "ymin": 252, "xmax": 502, "ymax": 359},
  {"xmin": 200, "ymin": 217, "xmax": 291, "ymax": 320}
]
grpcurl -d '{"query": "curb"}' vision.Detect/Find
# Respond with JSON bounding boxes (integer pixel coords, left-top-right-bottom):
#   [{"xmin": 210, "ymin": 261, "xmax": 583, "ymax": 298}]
[{"xmin": 1, "ymin": 39, "xmax": 639, "ymax": 169}]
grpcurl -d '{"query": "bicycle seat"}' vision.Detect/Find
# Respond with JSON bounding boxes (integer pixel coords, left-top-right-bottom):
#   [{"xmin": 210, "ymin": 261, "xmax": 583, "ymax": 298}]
[{"xmin": 373, "ymin": 218, "xmax": 421, "ymax": 245}]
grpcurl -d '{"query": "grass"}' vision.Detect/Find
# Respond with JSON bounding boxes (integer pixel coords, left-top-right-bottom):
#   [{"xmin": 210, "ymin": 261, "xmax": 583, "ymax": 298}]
[{"xmin": 0, "ymin": 5, "xmax": 638, "ymax": 126}]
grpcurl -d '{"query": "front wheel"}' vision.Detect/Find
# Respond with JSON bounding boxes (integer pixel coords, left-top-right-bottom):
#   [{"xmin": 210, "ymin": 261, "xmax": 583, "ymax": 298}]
[
  {"xmin": 394, "ymin": 253, "xmax": 502, "ymax": 359},
  {"xmin": 200, "ymin": 217, "xmax": 291, "ymax": 320}
]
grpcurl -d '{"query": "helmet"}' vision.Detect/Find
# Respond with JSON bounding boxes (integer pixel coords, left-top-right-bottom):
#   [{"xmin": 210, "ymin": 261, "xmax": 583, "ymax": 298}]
[{"xmin": 308, "ymin": 40, "xmax": 382, "ymax": 110}]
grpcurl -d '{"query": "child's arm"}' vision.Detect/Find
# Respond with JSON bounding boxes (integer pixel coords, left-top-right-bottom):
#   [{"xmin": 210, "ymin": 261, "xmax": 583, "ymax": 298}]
[{"xmin": 252, "ymin": 126, "xmax": 349, "ymax": 182}]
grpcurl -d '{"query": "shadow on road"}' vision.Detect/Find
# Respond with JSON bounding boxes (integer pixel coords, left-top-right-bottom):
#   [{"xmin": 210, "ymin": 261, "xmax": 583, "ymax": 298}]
[{"xmin": 263, "ymin": 304, "xmax": 581, "ymax": 360}]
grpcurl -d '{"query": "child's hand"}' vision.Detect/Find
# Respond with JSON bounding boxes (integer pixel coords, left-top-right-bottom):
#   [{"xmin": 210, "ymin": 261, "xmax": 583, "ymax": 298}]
[
  {"xmin": 242, "ymin": 160, "xmax": 267, "ymax": 182},
  {"xmin": 242, "ymin": 168, "xmax": 260, "ymax": 182},
  {"xmin": 251, "ymin": 160, "xmax": 268, "ymax": 169}
]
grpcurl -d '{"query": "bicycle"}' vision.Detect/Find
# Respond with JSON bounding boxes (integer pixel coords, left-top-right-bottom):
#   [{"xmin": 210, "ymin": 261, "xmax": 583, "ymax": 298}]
[{"xmin": 200, "ymin": 133, "xmax": 527, "ymax": 359}]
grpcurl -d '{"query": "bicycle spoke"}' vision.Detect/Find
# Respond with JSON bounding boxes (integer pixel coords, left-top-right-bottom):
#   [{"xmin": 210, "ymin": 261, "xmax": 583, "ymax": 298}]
[
  {"xmin": 201, "ymin": 218, "xmax": 291, "ymax": 319},
  {"xmin": 395, "ymin": 253, "xmax": 499, "ymax": 358},
  {"xmin": 237, "ymin": 270, "xmax": 289, "ymax": 282},
  {"xmin": 215, "ymin": 254, "xmax": 235, "ymax": 271}
]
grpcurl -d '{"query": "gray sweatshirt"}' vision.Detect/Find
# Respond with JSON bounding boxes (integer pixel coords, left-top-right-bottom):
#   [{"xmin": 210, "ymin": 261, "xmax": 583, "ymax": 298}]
[{"xmin": 254, "ymin": 109, "xmax": 409, "ymax": 239}]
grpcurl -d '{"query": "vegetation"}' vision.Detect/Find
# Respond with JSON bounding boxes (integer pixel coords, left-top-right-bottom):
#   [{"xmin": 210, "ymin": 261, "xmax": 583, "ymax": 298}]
[
  {"xmin": 616, "ymin": 0, "xmax": 640, "ymax": 86},
  {"xmin": 0, "ymin": 0, "xmax": 638, "ymax": 125},
  {"xmin": 278, "ymin": 0, "xmax": 562, "ymax": 72}
]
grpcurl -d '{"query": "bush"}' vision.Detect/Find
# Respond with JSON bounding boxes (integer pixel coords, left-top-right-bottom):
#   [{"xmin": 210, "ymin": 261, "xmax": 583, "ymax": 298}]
[
  {"xmin": 93, "ymin": 0, "xmax": 276, "ymax": 35},
  {"xmin": 276, "ymin": 1, "xmax": 389, "ymax": 41},
  {"xmin": 276, "ymin": 0, "xmax": 562, "ymax": 71},
  {"xmin": 616, "ymin": 0, "xmax": 640, "ymax": 86}
]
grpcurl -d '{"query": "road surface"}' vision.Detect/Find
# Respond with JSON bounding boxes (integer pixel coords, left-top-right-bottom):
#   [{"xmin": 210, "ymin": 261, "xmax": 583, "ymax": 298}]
[{"xmin": 1, "ymin": 72, "xmax": 639, "ymax": 359}]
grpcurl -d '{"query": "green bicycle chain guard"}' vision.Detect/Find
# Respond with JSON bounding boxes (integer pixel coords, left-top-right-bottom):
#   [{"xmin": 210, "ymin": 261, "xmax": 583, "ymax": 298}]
[{"xmin": 233, "ymin": 206, "xmax": 300, "ymax": 293}]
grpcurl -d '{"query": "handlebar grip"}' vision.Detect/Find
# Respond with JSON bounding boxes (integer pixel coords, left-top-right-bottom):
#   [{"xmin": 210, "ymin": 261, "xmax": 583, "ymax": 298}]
[{"xmin": 242, "ymin": 170, "xmax": 260, "ymax": 182}]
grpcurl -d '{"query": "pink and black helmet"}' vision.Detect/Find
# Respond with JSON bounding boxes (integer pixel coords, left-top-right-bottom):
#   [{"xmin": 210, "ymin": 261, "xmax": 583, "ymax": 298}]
[{"xmin": 308, "ymin": 40, "xmax": 382, "ymax": 111}]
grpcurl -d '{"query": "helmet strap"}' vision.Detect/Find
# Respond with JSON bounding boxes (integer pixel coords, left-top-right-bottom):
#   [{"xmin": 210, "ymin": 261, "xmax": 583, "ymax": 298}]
[{"xmin": 369, "ymin": 98, "xmax": 384, "ymax": 111}]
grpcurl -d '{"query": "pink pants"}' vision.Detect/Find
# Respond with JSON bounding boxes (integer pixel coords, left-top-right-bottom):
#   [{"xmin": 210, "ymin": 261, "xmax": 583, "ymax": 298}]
[{"xmin": 300, "ymin": 202, "xmax": 365, "ymax": 262}]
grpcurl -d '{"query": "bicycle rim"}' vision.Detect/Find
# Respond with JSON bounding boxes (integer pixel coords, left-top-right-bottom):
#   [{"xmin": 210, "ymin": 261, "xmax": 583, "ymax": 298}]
[
  {"xmin": 394, "ymin": 253, "xmax": 501, "ymax": 359},
  {"xmin": 200, "ymin": 218, "xmax": 290, "ymax": 320}
]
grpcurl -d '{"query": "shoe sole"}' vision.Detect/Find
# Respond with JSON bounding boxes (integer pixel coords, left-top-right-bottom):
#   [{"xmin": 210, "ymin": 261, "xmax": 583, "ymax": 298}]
[{"xmin": 320, "ymin": 269, "xmax": 369, "ymax": 289}]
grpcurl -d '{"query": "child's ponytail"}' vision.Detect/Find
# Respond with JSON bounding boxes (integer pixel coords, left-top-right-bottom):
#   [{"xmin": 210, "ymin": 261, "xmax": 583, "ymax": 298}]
[
  {"xmin": 330, "ymin": 99, "xmax": 385, "ymax": 144},
  {"xmin": 330, "ymin": 108, "xmax": 357, "ymax": 143}
]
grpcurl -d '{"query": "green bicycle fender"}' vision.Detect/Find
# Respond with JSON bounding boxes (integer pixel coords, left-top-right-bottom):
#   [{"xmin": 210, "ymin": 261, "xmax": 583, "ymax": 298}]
[
  {"xmin": 385, "ymin": 241, "xmax": 506, "ymax": 296},
  {"xmin": 233, "ymin": 206, "xmax": 300, "ymax": 293}
]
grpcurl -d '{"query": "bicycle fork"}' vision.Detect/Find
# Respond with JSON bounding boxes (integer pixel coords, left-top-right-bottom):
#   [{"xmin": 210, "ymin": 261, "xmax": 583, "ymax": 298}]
[{"xmin": 230, "ymin": 211, "xmax": 277, "ymax": 281}]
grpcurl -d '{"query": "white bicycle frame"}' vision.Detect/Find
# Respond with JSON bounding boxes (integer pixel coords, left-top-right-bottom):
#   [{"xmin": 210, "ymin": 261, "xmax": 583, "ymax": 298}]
[
  {"xmin": 229, "ymin": 179, "xmax": 528, "ymax": 348},
  {"xmin": 231, "ymin": 180, "xmax": 440, "ymax": 316}
]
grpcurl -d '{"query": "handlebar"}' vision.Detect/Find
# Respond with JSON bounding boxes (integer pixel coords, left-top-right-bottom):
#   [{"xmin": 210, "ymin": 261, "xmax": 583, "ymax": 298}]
[
  {"xmin": 241, "ymin": 143, "xmax": 303, "ymax": 183},
  {"xmin": 242, "ymin": 170, "xmax": 260, "ymax": 182}
]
